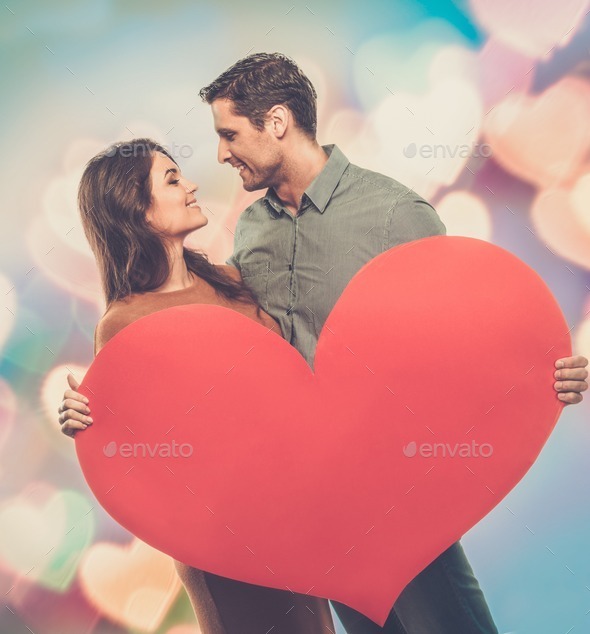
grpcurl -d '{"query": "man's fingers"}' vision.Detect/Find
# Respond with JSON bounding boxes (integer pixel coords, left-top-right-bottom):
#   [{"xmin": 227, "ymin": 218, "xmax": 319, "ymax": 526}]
[
  {"xmin": 554, "ymin": 380, "xmax": 588, "ymax": 393},
  {"xmin": 558, "ymin": 392, "xmax": 584, "ymax": 405},
  {"xmin": 555, "ymin": 367, "xmax": 589, "ymax": 381},
  {"xmin": 555, "ymin": 355, "xmax": 589, "ymax": 369}
]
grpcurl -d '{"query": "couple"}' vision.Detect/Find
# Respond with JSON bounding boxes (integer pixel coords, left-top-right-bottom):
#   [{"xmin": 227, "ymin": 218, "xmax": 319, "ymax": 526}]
[{"xmin": 58, "ymin": 53, "xmax": 588, "ymax": 634}]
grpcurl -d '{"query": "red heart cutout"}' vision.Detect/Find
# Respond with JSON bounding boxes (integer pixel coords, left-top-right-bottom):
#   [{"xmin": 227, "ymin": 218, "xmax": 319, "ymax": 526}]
[{"xmin": 76, "ymin": 236, "xmax": 570, "ymax": 625}]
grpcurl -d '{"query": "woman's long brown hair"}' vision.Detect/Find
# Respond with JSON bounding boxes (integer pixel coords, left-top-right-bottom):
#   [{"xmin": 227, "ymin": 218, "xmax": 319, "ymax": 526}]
[{"xmin": 78, "ymin": 138, "xmax": 260, "ymax": 309}]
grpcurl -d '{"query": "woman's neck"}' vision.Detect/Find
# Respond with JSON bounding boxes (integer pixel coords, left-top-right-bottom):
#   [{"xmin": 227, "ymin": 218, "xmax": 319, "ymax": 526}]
[{"xmin": 153, "ymin": 241, "xmax": 195, "ymax": 293}]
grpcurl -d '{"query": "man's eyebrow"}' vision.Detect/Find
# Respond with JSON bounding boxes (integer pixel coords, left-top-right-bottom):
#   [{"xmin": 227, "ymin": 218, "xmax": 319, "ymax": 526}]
[
  {"xmin": 216, "ymin": 128, "xmax": 236, "ymax": 136},
  {"xmin": 164, "ymin": 167, "xmax": 178, "ymax": 180}
]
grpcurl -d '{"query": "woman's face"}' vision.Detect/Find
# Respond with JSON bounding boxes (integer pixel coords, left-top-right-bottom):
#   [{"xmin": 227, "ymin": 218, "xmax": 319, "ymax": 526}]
[{"xmin": 146, "ymin": 151, "xmax": 207, "ymax": 237}]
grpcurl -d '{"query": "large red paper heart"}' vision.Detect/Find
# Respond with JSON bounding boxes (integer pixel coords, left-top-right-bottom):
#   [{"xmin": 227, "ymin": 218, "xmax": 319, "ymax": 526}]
[{"xmin": 76, "ymin": 236, "xmax": 570, "ymax": 625}]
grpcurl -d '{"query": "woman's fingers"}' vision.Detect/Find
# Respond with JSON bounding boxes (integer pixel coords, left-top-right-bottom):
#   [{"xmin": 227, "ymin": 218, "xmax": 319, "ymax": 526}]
[
  {"xmin": 62, "ymin": 388, "xmax": 89, "ymax": 404},
  {"xmin": 58, "ymin": 398, "xmax": 90, "ymax": 416},
  {"xmin": 58, "ymin": 408, "xmax": 93, "ymax": 426},
  {"xmin": 59, "ymin": 373, "xmax": 92, "ymax": 438},
  {"xmin": 67, "ymin": 372, "xmax": 81, "ymax": 391},
  {"xmin": 61, "ymin": 419, "xmax": 88, "ymax": 437}
]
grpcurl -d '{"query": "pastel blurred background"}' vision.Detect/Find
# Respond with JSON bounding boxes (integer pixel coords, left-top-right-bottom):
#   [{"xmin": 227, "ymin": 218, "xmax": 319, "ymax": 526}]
[{"xmin": 1, "ymin": 0, "xmax": 590, "ymax": 632}]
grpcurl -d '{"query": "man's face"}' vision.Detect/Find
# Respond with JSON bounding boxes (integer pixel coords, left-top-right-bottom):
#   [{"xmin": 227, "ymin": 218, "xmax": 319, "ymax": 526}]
[{"xmin": 211, "ymin": 98, "xmax": 282, "ymax": 192}]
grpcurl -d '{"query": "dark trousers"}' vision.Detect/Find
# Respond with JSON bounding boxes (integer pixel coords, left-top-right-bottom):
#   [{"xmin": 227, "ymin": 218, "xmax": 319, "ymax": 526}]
[
  {"xmin": 174, "ymin": 559, "xmax": 335, "ymax": 633},
  {"xmin": 331, "ymin": 541, "xmax": 499, "ymax": 633}
]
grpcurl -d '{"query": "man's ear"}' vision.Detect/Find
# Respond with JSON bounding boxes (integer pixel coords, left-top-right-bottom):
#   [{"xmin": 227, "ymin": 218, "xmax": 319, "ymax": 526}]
[{"xmin": 267, "ymin": 105, "xmax": 289, "ymax": 139}]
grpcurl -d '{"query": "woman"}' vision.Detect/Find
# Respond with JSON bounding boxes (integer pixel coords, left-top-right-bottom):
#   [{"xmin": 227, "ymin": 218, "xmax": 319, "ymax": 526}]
[{"xmin": 58, "ymin": 138, "xmax": 334, "ymax": 634}]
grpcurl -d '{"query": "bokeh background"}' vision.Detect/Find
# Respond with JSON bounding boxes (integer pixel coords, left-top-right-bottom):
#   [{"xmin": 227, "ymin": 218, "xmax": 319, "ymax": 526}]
[{"xmin": 1, "ymin": 0, "xmax": 590, "ymax": 632}]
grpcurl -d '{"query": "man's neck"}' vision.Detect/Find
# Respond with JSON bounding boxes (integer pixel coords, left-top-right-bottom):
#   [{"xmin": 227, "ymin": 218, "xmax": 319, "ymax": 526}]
[{"xmin": 272, "ymin": 142, "xmax": 328, "ymax": 215}]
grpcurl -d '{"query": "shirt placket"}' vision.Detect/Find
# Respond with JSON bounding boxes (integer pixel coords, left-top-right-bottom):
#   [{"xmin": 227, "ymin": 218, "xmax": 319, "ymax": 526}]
[{"xmin": 277, "ymin": 207, "xmax": 299, "ymax": 345}]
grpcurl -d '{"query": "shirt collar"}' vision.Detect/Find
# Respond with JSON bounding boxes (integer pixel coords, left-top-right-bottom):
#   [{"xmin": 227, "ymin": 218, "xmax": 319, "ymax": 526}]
[{"xmin": 263, "ymin": 144, "xmax": 350, "ymax": 217}]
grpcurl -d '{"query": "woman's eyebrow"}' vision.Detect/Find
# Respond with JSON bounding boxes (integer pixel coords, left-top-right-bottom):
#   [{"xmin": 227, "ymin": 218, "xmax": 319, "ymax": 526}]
[{"xmin": 163, "ymin": 167, "xmax": 179, "ymax": 179}]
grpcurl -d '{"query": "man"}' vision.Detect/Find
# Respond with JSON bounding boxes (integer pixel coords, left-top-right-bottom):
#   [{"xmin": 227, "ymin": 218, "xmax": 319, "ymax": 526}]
[
  {"xmin": 197, "ymin": 52, "xmax": 588, "ymax": 633},
  {"xmin": 60, "ymin": 52, "xmax": 588, "ymax": 632}
]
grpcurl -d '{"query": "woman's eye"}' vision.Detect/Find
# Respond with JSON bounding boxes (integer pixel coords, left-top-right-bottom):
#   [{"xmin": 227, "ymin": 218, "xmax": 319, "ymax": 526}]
[{"xmin": 169, "ymin": 179, "xmax": 180, "ymax": 185}]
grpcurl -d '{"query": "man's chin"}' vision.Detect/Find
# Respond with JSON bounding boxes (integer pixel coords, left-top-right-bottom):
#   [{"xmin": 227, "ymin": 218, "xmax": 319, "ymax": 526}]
[{"xmin": 241, "ymin": 179, "xmax": 266, "ymax": 193}]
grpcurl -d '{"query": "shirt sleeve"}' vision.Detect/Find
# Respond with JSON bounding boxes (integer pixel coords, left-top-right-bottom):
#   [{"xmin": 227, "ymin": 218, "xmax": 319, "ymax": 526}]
[
  {"xmin": 225, "ymin": 214, "xmax": 246, "ymax": 270},
  {"xmin": 385, "ymin": 196, "xmax": 446, "ymax": 250}
]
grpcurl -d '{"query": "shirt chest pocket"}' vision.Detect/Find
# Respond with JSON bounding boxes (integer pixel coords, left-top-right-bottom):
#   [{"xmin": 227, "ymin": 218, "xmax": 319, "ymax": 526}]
[{"xmin": 240, "ymin": 260, "xmax": 270, "ymax": 312}]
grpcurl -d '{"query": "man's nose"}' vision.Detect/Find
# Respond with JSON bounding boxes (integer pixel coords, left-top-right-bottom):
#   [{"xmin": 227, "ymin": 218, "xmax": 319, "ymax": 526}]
[{"xmin": 217, "ymin": 140, "xmax": 231, "ymax": 164}]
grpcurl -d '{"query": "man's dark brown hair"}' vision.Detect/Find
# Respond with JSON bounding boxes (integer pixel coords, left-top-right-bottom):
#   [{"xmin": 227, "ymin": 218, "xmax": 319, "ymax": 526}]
[{"xmin": 199, "ymin": 52, "xmax": 318, "ymax": 139}]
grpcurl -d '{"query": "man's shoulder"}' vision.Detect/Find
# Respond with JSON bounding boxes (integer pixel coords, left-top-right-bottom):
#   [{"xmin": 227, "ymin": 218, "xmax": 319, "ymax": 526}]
[
  {"xmin": 231, "ymin": 194, "xmax": 275, "ymax": 234},
  {"xmin": 345, "ymin": 161, "xmax": 425, "ymax": 200},
  {"xmin": 240, "ymin": 194, "xmax": 269, "ymax": 218}
]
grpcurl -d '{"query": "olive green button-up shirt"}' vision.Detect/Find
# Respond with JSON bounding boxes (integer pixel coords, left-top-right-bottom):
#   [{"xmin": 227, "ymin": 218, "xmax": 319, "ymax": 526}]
[{"xmin": 226, "ymin": 144, "xmax": 446, "ymax": 368}]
